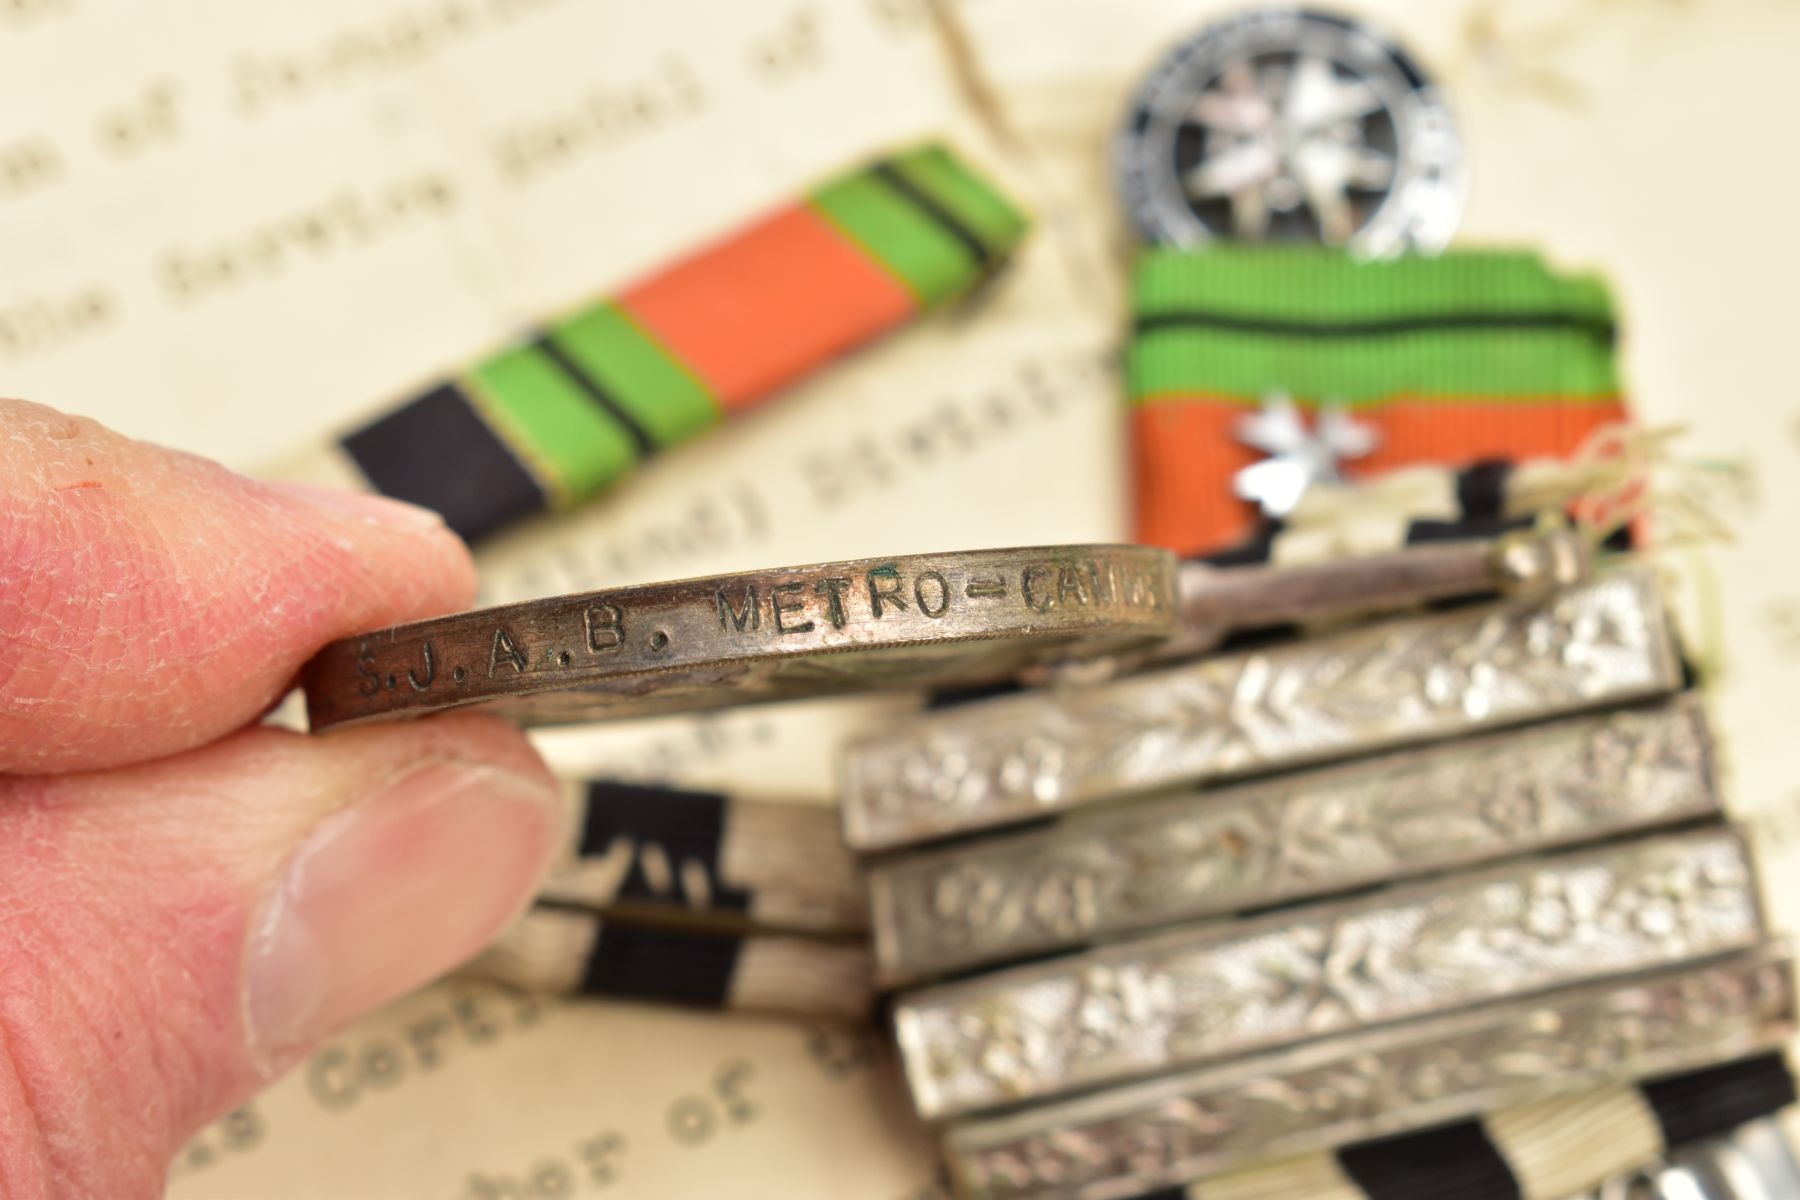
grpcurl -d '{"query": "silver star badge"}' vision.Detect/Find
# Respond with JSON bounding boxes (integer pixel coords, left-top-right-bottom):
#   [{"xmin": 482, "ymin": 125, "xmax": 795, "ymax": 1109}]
[
  {"xmin": 1233, "ymin": 394, "xmax": 1378, "ymax": 518},
  {"xmin": 1115, "ymin": 9, "xmax": 1467, "ymax": 255},
  {"xmin": 1184, "ymin": 54, "xmax": 1396, "ymax": 244}
]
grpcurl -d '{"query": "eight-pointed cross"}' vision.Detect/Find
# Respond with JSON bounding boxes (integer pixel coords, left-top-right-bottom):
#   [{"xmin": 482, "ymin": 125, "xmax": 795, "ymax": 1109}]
[{"xmin": 1184, "ymin": 54, "xmax": 1396, "ymax": 243}]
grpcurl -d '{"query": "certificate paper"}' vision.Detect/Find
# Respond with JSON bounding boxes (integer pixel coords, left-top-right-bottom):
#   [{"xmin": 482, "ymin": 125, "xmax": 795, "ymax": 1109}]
[{"xmin": 3, "ymin": 1, "xmax": 1796, "ymax": 1195}]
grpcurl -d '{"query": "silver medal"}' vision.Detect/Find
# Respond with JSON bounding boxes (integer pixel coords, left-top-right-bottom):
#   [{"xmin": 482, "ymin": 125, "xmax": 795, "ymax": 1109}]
[{"xmin": 1116, "ymin": 7, "xmax": 1466, "ymax": 254}]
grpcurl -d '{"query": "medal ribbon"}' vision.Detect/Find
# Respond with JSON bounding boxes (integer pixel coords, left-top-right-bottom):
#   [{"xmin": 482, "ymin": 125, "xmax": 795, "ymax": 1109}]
[
  {"xmin": 1128, "ymin": 247, "xmax": 1628, "ymax": 557},
  {"xmin": 335, "ymin": 143, "xmax": 1029, "ymax": 543},
  {"xmin": 1135, "ymin": 1052, "xmax": 1796, "ymax": 1200}
]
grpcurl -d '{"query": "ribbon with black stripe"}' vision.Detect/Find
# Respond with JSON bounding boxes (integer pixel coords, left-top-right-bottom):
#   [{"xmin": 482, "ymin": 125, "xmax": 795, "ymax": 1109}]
[
  {"xmin": 1128, "ymin": 247, "xmax": 1628, "ymax": 559},
  {"xmin": 1127, "ymin": 1052, "xmax": 1796, "ymax": 1200},
  {"xmin": 535, "ymin": 779, "xmax": 865, "ymax": 934},
  {"xmin": 1192, "ymin": 456, "xmax": 1635, "ymax": 575},
  {"xmin": 336, "ymin": 142, "xmax": 1029, "ymax": 543},
  {"xmin": 570, "ymin": 780, "xmax": 751, "ymax": 916},
  {"xmin": 577, "ymin": 918, "xmax": 746, "ymax": 1010},
  {"xmin": 470, "ymin": 902, "xmax": 873, "ymax": 1022}
]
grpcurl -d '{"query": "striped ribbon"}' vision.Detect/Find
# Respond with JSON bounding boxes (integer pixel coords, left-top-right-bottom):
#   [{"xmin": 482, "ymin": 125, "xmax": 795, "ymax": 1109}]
[
  {"xmin": 538, "ymin": 779, "xmax": 865, "ymax": 934},
  {"xmin": 1127, "ymin": 247, "xmax": 1628, "ymax": 558},
  {"xmin": 336, "ymin": 143, "xmax": 1028, "ymax": 543},
  {"xmin": 1136, "ymin": 1052, "xmax": 1796, "ymax": 1200},
  {"xmin": 1200, "ymin": 457, "xmax": 1610, "ymax": 568},
  {"xmin": 469, "ymin": 903, "xmax": 874, "ymax": 1022}
]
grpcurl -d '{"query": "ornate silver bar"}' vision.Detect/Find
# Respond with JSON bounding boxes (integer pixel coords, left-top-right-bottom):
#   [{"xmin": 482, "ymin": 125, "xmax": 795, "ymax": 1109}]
[
  {"xmin": 894, "ymin": 827, "xmax": 1763, "ymax": 1121},
  {"xmin": 942, "ymin": 943, "xmax": 1796, "ymax": 1200},
  {"xmin": 870, "ymin": 699, "xmax": 1719, "ymax": 985},
  {"xmin": 843, "ymin": 567, "xmax": 1683, "ymax": 853}
]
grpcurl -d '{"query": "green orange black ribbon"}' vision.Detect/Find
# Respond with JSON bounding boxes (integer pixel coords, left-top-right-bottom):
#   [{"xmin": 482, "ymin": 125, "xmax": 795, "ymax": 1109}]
[
  {"xmin": 339, "ymin": 143, "xmax": 1029, "ymax": 543},
  {"xmin": 1127, "ymin": 247, "xmax": 1628, "ymax": 557}
]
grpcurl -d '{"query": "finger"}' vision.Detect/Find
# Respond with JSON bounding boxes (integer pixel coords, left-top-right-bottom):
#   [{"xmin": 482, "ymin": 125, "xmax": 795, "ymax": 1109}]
[
  {"xmin": 0, "ymin": 398, "xmax": 477, "ymax": 774},
  {"xmin": 0, "ymin": 711, "xmax": 560, "ymax": 1199}
]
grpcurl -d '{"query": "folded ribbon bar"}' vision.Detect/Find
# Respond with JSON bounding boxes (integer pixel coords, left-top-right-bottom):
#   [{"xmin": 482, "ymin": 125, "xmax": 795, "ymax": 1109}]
[
  {"xmin": 286, "ymin": 143, "xmax": 1029, "ymax": 543},
  {"xmin": 1127, "ymin": 247, "xmax": 1627, "ymax": 557}
]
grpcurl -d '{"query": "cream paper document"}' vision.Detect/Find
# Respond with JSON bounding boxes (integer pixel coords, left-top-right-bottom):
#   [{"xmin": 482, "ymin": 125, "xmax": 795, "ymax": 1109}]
[{"xmin": 3, "ymin": 1, "xmax": 1798, "ymax": 1196}]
